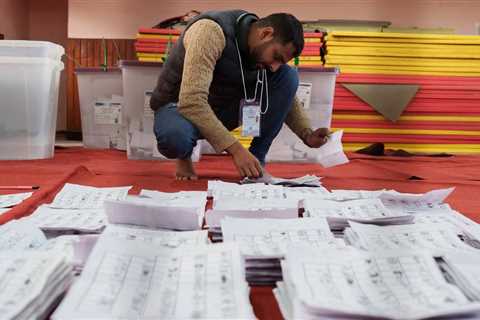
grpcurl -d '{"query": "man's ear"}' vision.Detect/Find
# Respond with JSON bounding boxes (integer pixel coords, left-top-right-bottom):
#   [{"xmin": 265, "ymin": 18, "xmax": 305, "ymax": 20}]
[{"xmin": 259, "ymin": 26, "xmax": 274, "ymax": 42}]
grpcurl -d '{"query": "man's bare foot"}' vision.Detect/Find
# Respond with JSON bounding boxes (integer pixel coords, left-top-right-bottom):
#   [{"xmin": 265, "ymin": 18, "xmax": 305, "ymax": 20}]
[{"xmin": 175, "ymin": 158, "xmax": 198, "ymax": 180}]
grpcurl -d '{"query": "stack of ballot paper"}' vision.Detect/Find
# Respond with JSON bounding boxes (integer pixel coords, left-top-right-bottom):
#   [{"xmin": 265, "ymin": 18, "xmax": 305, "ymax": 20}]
[
  {"xmin": 0, "ymin": 252, "xmax": 73, "ymax": 320},
  {"xmin": 102, "ymin": 224, "xmax": 209, "ymax": 247},
  {"xmin": 441, "ymin": 253, "xmax": 480, "ymax": 301},
  {"xmin": 221, "ymin": 217, "xmax": 339, "ymax": 285},
  {"xmin": 105, "ymin": 190, "xmax": 207, "ymax": 230},
  {"xmin": 48, "ymin": 184, "xmax": 131, "ymax": 209},
  {"xmin": 26, "ymin": 205, "xmax": 106, "ymax": 235},
  {"xmin": 275, "ymin": 244, "xmax": 480, "ymax": 320},
  {"xmin": 345, "ymin": 221, "xmax": 480, "ymax": 254},
  {"xmin": 303, "ymin": 198, "xmax": 413, "ymax": 230},
  {"xmin": 53, "ymin": 238, "xmax": 255, "ymax": 319},
  {"xmin": 206, "ymin": 208, "xmax": 299, "ymax": 242},
  {"xmin": 242, "ymin": 173, "xmax": 323, "ymax": 187}
]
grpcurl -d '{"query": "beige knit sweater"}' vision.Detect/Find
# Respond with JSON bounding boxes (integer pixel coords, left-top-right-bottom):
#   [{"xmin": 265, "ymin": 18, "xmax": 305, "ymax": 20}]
[{"xmin": 178, "ymin": 19, "xmax": 312, "ymax": 153}]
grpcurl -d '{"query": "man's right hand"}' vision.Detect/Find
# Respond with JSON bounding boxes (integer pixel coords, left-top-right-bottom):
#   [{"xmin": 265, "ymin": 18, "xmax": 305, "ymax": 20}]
[{"xmin": 226, "ymin": 142, "xmax": 263, "ymax": 178}]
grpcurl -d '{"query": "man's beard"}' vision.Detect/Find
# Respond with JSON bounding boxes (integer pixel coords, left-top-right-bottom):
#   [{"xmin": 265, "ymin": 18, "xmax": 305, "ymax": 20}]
[{"xmin": 246, "ymin": 42, "xmax": 270, "ymax": 70}]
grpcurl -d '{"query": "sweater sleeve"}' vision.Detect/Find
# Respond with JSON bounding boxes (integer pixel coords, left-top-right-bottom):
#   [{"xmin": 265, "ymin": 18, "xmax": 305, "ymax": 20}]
[
  {"xmin": 178, "ymin": 19, "xmax": 238, "ymax": 153},
  {"xmin": 284, "ymin": 96, "xmax": 313, "ymax": 144}
]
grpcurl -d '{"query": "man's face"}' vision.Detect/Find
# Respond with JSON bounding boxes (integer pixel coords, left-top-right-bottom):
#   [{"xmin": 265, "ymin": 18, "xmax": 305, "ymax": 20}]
[{"xmin": 249, "ymin": 27, "xmax": 296, "ymax": 72}]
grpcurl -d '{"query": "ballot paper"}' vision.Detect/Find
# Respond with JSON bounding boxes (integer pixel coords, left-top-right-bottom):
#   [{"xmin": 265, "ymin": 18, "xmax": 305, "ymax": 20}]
[
  {"xmin": 442, "ymin": 253, "xmax": 480, "ymax": 301},
  {"xmin": 52, "ymin": 240, "xmax": 255, "ymax": 320},
  {"xmin": 0, "ymin": 208, "xmax": 9, "ymax": 215},
  {"xmin": 208, "ymin": 180, "xmax": 285, "ymax": 200},
  {"xmin": 278, "ymin": 245, "xmax": 480, "ymax": 320},
  {"xmin": 0, "ymin": 219, "xmax": 47, "ymax": 250},
  {"xmin": 412, "ymin": 209, "xmax": 479, "ymax": 236},
  {"xmin": 242, "ymin": 173, "xmax": 322, "ymax": 187},
  {"xmin": 27, "ymin": 205, "xmax": 107, "ymax": 234},
  {"xmin": 0, "ymin": 252, "xmax": 72, "ymax": 320},
  {"xmin": 222, "ymin": 217, "xmax": 336, "ymax": 258},
  {"xmin": 329, "ymin": 189, "xmax": 387, "ymax": 201},
  {"xmin": 206, "ymin": 208, "xmax": 298, "ymax": 230},
  {"xmin": 0, "ymin": 192, "xmax": 32, "ymax": 208},
  {"xmin": 345, "ymin": 221, "xmax": 480, "ymax": 254},
  {"xmin": 315, "ymin": 130, "xmax": 349, "ymax": 167},
  {"xmin": 103, "ymin": 224, "xmax": 209, "ymax": 247},
  {"xmin": 139, "ymin": 189, "xmax": 207, "ymax": 201},
  {"xmin": 104, "ymin": 195, "xmax": 206, "ymax": 230},
  {"xmin": 303, "ymin": 198, "xmax": 413, "ymax": 230},
  {"xmin": 380, "ymin": 187, "xmax": 455, "ymax": 214},
  {"xmin": 213, "ymin": 196, "xmax": 299, "ymax": 212},
  {"xmin": 48, "ymin": 184, "xmax": 131, "ymax": 209}
]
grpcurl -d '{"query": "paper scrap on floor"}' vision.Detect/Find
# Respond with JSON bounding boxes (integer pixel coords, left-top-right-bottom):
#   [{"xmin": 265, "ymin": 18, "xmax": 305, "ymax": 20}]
[{"xmin": 0, "ymin": 192, "xmax": 33, "ymax": 208}]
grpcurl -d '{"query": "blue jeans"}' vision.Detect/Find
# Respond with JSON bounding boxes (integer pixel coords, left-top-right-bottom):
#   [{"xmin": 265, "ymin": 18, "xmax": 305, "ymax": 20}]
[{"xmin": 153, "ymin": 65, "xmax": 299, "ymax": 165}]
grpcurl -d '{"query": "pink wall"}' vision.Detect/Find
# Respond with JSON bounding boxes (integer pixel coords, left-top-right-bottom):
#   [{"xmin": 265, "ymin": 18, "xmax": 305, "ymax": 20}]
[
  {"xmin": 28, "ymin": 0, "xmax": 69, "ymax": 130},
  {"xmin": 0, "ymin": 0, "xmax": 29, "ymax": 39},
  {"xmin": 69, "ymin": 0, "xmax": 480, "ymax": 39}
]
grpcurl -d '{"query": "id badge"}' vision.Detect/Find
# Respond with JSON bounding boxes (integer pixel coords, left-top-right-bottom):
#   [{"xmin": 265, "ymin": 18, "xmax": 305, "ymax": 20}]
[{"xmin": 239, "ymin": 99, "xmax": 261, "ymax": 137}]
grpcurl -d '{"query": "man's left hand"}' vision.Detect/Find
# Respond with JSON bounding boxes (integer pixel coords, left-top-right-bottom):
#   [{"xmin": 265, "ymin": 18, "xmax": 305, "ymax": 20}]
[{"xmin": 305, "ymin": 128, "xmax": 331, "ymax": 148}]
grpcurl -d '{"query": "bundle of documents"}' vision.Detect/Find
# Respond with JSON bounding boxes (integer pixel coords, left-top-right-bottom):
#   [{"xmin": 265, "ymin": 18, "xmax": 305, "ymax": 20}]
[
  {"xmin": 206, "ymin": 208, "xmax": 298, "ymax": 242},
  {"xmin": 345, "ymin": 221, "xmax": 480, "ymax": 254},
  {"xmin": 242, "ymin": 173, "xmax": 323, "ymax": 187},
  {"xmin": 53, "ymin": 239, "xmax": 255, "ymax": 319},
  {"xmin": 104, "ymin": 191, "xmax": 207, "ymax": 230},
  {"xmin": 48, "ymin": 183, "xmax": 131, "ymax": 209},
  {"xmin": 275, "ymin": 244, "xmax": 480, "ymax": 319},
  {"xmin": 0, "ymin": 252, "xmax": 72, "ymax": 320},
  {"xmin": 303, "ymin": 198, "xmax": 413, "ymax": 230},
  {"xmin": 221, "ymin": 217, "xmax": 338, "ymax": 285},
  {"xmin": 102, "ymin": 224, "xmax": 209, "ymax": 247},
  {"xmin": 441, "ymin": 253, "xmax": 480, "ymax": 301},
  {"xmin": 26, "ymin": 204, "xmax": 106, "ymax": 235}
]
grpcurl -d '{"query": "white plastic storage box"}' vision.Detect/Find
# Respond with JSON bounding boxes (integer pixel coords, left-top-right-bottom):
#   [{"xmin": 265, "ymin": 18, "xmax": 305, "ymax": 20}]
[
  {"xmin": 119, "ymin": 60, "xmax": 201, "ymax": 161},
  {"xmin": 267, "ymin": 67, "xmax": 339, "ymax": 162},
  {"xmin": 0, "ymin": 41, "xmax": 64, "ymax": 160},
  {"xmin": 75, "ymin": 68, "xmax": 126, "ymax": 150}
]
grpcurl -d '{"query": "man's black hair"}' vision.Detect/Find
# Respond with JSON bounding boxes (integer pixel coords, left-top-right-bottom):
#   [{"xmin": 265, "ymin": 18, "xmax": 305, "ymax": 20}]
[{"xmin": 255, "ymin": 13, "xmax": 304, "ymax": 57}]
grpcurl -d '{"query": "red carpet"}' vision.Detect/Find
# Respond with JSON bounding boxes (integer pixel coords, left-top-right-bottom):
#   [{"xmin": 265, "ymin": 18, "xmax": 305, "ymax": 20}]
[{"xmin": 1, "ymin": 147, "xmax": 480, "ymax": 320}]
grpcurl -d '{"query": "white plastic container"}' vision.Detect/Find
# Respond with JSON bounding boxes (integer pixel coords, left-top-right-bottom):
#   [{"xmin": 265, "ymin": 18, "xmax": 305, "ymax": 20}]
[
  {"xmin": 120, "ymin": 60, "xmax": 201, "ymax": 161},
  {"xmin": 75, "ymin": 68, "xmax": 126, "ymax": 150},
  {"xmin": 0, "ymin": 41, "xmax": 64, "ymax": 160},
  {"xmin": 267, "ymin": 67, "xmax": 339, "ymax": 162}
]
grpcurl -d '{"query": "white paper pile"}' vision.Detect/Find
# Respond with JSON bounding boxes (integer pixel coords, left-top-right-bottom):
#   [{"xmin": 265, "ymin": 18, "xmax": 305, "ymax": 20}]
[
  {"xmin": 48, "ymin": 183, "xmax": 131, "ymax": 209},
  {"xmin": 208, "ymin": 180, "xmax": 285, "ymax": 199},
  {"xmin": 345, "ymin": 221, "xmax": 480, "ymax": 254},
  {"xmin": 0, "ymin": 192, "xmax": 32, "ymax": 208},
  {"xmin": 206, "ymin": 208, "xmax": 298, "ymax": 242},
  {"xmin": 441, "ymin": 253, "xmax": 480, "ymax": 301},
  {"xmin": 0, "ymin": 252, "xmax": 72, "ymax": 320},
  {"xmin": 242, "ymin": 173, "xmax": 322, "ymax": 187},
  {"xmin": 275, "ymin": 245, "xmax": 480, "ymax": 320},
  {"xmin": 103, "ymin": 224, "xmax": 209, "ymax": 247},
  {"xmin": 104, "ymin": 192, "xmax": 207, "ymax": 230},
  {"xmin": 0, "ymin": 219, "xmax": 47, "ymax": 250},
  {"xmin": 26, "ymin": 204, "xmax": 106, "ymax": 235},
  {"xmin": 53, "ymin": 239, "xmax": 255, "ymax": 319},
  {"xmin": 303, "ymin": 198, "xmax": 413, "ymax": 230},
  {"xmin": 221, "ymin": 217, "xmax": 338, "ymax": 285}
]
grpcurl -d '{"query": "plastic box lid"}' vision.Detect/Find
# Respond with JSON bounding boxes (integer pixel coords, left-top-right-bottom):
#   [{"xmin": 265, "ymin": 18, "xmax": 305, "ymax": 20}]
[{"xmin": 0, "ymin": 40, "xmax": 64, "ymax": 61}]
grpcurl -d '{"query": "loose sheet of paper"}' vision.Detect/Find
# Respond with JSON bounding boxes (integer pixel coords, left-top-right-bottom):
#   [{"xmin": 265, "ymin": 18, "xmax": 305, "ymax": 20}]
[
  {"xmin": 48, "ymin": 184, "xmax": 131, "ymax": 209},
  {"xmin": 380, "ymin": 187, "xmax": 455, "ymax": 214},
  {"xmin": 0, "ymin": 219, "xmax": 47, "ymax": 250},
  {"xmin": 53, "ymin": 240, "xmax": 254, "ymax": 320},
  {"xmin": 315, "ymin": 130, "xmax": 349, "ymax": 168},
  {"xmin": 222, "ymin": 217, "xmax": 335, "ymax": 258},
  {"xmin": 0, "ymin": 192, "xmax": 32, "ymax": 208}
]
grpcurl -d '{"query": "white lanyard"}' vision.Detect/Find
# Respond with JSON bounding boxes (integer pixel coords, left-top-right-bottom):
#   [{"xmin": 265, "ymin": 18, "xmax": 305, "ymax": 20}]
[{"xmin": 235, "ymin": 39, "xmax": 270, "ymax": 114}]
